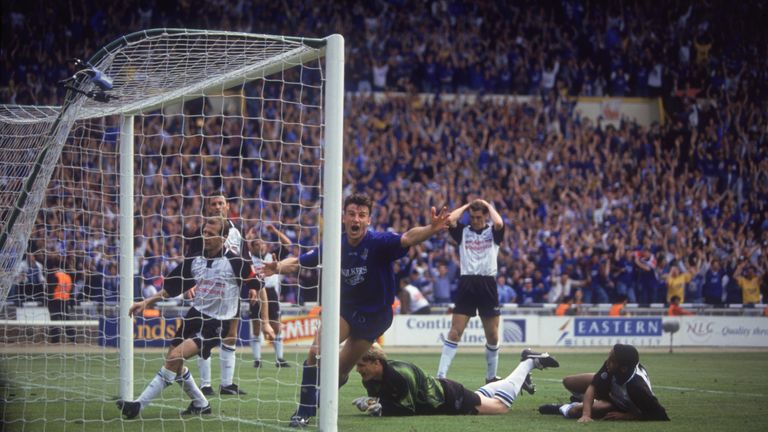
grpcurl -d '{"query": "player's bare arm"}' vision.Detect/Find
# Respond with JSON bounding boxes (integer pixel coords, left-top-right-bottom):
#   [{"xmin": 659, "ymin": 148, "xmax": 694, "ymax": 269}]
[
  {"xmin": 577, "ymin": 384, "xmax": 596, "ymax": 423},
  {"xmin": 267, "ymin": 224, "xmax": 293, "ymax": 246},
  {"xmin": 129, "ymin": 289, "xmax": 169, "ymax": 317},
  {"xmin": 400, "ymin": 206, "xmax": 450, "ymax": 247},
  {"xmin": 447, "ymin": 203, "xmax": 471, "ymax": 227},
  {"xmin": 259, "ymin": 287, "xmax": 276, "ymax": 341},
  {"xmin": 263, "ymin": 255, "xmax": 300, "ymax": 276},
  {"xmin": 478, "ymin": 199, "xmax": 504, "ymax": 230}
]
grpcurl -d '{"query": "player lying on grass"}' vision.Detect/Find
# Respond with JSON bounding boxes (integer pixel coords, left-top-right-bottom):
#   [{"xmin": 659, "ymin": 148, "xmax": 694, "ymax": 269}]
[
  {"xmin": 116, "ymin": 216, "xmax": 272, "ymax": 419},
  {"xmin": 352, "ymin": 345, "xmax": 559, "ymax": 416},
  {"xmin": 538, "ymin": 343, "xmax": 670, "ymax": 421}
]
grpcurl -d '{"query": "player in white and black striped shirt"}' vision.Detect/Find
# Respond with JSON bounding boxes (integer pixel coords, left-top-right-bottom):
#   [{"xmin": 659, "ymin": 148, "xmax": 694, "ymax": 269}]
[
  {"xmin": 538, "ymin": 343, "xmax": 670, "ymax": 421},
  {"xmin": 246, "ymin": 224, "xmax": 293, "ymax": 368},
  {"xmin": 437, "ymin": 199, "xmax": 505, "ymax": 384},
  {"xmin": 116, "ymin": 216, "xmax": 273, "ymax": 419},
  {"xmin": 186, "ymin": 194, "xmax": 253, "ymax": 396}
]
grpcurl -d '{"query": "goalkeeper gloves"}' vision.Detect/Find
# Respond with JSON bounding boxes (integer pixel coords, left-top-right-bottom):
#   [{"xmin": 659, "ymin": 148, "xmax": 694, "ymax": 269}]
[
  {"xmin": 366, "ymin": 402, "xmax": 382, "ymax": 417},
  {"xmin": 352, "ymin": 396, "xmax": 381, "ymax": 416},
  {"xmin": 352, "ymin": 396, "xmax": 378, "ymax": 412}
]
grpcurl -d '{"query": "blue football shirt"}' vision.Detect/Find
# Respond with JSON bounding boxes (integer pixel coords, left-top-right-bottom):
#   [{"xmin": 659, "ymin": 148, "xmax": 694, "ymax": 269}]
[{"xmin": 299, "ymin": 230, "xmax": 408, "ymax": 312}]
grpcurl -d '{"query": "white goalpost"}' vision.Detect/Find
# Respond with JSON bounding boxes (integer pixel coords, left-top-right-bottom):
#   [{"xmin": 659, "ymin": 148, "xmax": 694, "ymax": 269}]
[{"xmin": 0, "ymin": 29, "xmax": 343, "ymax": 431}]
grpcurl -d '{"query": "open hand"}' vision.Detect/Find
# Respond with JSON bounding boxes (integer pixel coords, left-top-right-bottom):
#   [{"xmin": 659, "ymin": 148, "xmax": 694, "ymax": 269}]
[
  {"xmin": 430, "ymin": 206, "xmax": 450, "ymax": 232},
  {"xmin": 262, "ymin": 260, "xmax": 278, "ymax": 277},
  {"xmin": 262, "ymin": 323, "xmax": 276, "ymax": 341},
  {"xmin": 128, "ymin": 301, "xmax": 146, "ymax": 318}
]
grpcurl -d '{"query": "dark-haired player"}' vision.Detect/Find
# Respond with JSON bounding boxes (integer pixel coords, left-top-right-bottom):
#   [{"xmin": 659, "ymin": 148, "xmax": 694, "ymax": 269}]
[
  {"xmin": 264, "ymin": 193, "xmax": 450, "ymax": 427},
  {"xmin": 437, "ymin": 199, "xmax": 505, "ymax": 383},
  {"xmin": 539, "ymin": 343, "xmax": 670, "ymax": 421}
]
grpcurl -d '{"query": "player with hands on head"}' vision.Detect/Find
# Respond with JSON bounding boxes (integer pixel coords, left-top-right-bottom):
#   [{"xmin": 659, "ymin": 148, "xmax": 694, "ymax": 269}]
[
  {"xmin": 437, "ymin": 198, "xmax": 508, "ymax": 384},
  {"xmin": 116, "ymin": 216, "xmax": 272, "ymax": 419},
  {"xmin": 263, "ymin": 193, "xmax": 450, "ymax": 427}
]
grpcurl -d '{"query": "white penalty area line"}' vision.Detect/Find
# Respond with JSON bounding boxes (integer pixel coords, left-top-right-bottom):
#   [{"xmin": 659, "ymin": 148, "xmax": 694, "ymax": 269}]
[
  {"xmin": 536, "ymin": 377, "xmax": 767, "ymax": 398},
  {"xmin": 10, "ymin": 381, "xmax": 300, "ymax": 431}
]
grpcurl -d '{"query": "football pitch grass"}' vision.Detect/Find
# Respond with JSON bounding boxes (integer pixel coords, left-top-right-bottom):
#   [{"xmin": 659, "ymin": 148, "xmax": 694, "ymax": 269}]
[{"xmin": 2, "ymin": 349, "xmax": 767, "ymax": 431}]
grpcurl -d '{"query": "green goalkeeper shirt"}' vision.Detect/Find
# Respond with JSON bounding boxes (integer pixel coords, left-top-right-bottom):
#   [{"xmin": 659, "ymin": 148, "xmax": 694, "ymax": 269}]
[{"xmin": 363, "ymin": 360, "xmax": 446, "ymax": 416}]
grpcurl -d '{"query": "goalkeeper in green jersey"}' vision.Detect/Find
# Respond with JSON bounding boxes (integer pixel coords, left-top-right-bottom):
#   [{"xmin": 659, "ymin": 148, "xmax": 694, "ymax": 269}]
[{"xmin": 352, "ymin": 345, "xmax": 559, "ymax": 416}]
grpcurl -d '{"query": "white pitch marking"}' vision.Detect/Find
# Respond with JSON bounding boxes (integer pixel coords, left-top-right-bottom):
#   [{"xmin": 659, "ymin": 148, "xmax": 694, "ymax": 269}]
[
  {"xmin": 536, "ymin": 377, "xmax": 766, "ymax": 398},
  {"xmin": 10, "ymin": 381, "xmax": 299, "ymax": 431}
]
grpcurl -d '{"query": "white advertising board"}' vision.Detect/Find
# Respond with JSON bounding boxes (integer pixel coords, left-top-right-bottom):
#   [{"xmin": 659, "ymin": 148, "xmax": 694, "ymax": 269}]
[
  {"xmin": 539, "ymin": 316, "xmax": 667, "ymax": 348},
  {"xmin": 382, "ymin": 315, "xmax": 532, "ymax": 346},
  {"xmin": 380, "ymin": 315, "xmax": 768, "ymax": 348},
  {"xmin": 671, "ymin": 316, "xmax": 768, "ymax": 347}
]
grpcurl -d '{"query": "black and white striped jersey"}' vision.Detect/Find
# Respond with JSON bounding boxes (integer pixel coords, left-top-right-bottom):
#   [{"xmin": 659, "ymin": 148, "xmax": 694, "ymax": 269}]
[
  {"xmin": 164, "ymin": 249, "xmax": 260, "ymax": 320},
  {"xmin": 449, "ymin": 223, "xmax": 504, "ymax": 277},
  {"xmin": 592, "ymin": 362, "xmax": 670, "ymax": 421}
]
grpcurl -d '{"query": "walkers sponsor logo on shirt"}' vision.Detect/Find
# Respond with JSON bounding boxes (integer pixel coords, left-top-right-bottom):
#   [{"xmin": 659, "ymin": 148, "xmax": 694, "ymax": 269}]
[
  {"xmin": 459, "ymin": 226, "xmax": 499, "ymax": 276},
  {"xmin": 342, "ymin": 266, "xmax": 367, "ymax": 286},
  {"xmin": 196, "ymin": 280, "xmax": 226, "ymax": 297},
  {"xmin": 465, "ymin": 237, "xmax": 493, "ymax": 252}
]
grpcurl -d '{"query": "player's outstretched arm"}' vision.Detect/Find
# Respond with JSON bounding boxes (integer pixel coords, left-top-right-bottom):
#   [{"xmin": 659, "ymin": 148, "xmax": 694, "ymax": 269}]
[
  {"xmin": 400, "ymin": 206, "xmax": 450, "ymax": 248},
  {"xmin": 129, "ymin": 289, "xmax": 169, "ymax": 317},
  {"xmin": 263, "ymin": 255, "xmax": 300, "ymax": 276}
]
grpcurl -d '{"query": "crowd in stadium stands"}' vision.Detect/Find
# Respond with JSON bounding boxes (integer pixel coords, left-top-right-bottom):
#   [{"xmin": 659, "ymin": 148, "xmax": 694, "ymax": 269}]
[{"xmin": 4, "ymin": 1, "xmax": 767, "ymax": 309}]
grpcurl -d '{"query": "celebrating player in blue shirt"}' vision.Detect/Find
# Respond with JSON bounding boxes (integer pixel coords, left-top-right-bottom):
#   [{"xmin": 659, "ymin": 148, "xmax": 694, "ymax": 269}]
[{"xmin": 264, "ymin": 193, "xmax": 449, "ymax": 427}]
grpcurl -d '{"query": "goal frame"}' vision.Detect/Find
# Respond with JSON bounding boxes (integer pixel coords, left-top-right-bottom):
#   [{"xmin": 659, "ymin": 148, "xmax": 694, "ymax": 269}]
[{"xmin": 39, "ymin": 29, "xmax": 343, "ymax": 431}]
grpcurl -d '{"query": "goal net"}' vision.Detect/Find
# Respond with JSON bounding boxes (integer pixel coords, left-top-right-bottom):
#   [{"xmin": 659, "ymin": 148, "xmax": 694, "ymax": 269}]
[{"xmin": 0, "ymin": 29, "xmax": 344, "ymax": 431}]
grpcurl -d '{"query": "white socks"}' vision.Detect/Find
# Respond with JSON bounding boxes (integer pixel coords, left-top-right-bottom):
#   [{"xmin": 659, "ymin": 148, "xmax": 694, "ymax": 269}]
[
  {"xmin": 476, "ymin": 359, "xmax": 535, "ymax": 407},
  {"xmin": 485, "ymin": 343, "xmax": 500, "ymax": 380},
  {"xmin": 137, "ymin": 366, "xmax": 176, "ymax": 408},
  {"xmin": 560, "ymin": 402, "xmax": 576, "ymax": 417},
  {"xmin": 177, "ymin": 367, "xmax": 208, "ymax": 408},
  {"xmin": 251, "ymin": 333, "xmax": 285, "ymax": 361},
  {"xmin": 437, "ymin": 339, "xmax": 458, "ymax": 378},
  {"xmin": 250, "ymin": 335, "xmax": 262, "ymax": 361},
  {"xmin": 438, "ymin": 340, "xmax": 499, "ymax": 379},
  {"xmin": 197, "ymin": 356, "xmax": 212, "ymax": 388},
  {"xmin": 136, "ymin": 366, "xmax": 210, "ymax": 410},
  {"xmin": 199, "ymin": 343, "xmax": 238, "ymax": 388},
  {"xmin": 220, "ymin": 344, "xmax": 237, "ymax": 386},
  {"xmin": 274, "ymin": 335, "xmax": 284, "ymax": 360}
]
